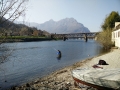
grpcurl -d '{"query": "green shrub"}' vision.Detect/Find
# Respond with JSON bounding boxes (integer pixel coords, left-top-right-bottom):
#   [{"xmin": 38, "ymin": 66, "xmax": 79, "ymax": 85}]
[{"xmin": 96, "ymin": 29, "xmax": 114, "ymax": 49}]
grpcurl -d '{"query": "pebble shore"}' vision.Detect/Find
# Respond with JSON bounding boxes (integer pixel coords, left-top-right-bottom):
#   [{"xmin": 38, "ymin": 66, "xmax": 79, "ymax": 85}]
[{"xmin": 8, "ymin": 48, "xmax": 120, "ymax": 90}]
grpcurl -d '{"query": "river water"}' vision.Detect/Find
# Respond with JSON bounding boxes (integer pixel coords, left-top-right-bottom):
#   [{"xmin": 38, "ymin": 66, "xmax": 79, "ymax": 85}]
[{"xmin": 0, "ymin": 39, "xmax": 105, "ymax": 89}]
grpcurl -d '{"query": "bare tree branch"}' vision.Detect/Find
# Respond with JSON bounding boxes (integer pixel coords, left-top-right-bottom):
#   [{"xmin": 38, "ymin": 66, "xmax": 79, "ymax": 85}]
[
  {"xmin": 0, "ymin": 0, "xmax": 29, "ymax": 62},
  {"xmin": 0, "ymin": 0, "xmax": 28, "ymax": 24}
]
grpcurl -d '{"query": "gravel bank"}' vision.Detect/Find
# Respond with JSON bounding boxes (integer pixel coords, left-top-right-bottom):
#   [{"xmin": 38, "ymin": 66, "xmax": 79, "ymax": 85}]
[{"xmin": 8, "ymin": 49, "xmax": 120, "ymax": 90}]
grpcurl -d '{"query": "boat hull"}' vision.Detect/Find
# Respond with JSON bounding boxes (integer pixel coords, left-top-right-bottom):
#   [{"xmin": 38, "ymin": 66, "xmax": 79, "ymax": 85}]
[{"xmin": 72, "ymin": 68, "xmax": 120, "ymax": 89}]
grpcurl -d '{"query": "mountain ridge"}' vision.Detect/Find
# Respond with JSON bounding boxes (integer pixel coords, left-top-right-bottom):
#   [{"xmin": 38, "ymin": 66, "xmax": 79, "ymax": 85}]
[{"xmin": 16, "ymin": 18, "xmax": 90, "ymax": 34}]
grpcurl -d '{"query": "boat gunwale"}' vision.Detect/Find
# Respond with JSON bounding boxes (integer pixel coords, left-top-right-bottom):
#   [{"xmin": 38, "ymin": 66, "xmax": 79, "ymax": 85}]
[{"xmin": 73, "ymin": 76, "xmax": 114, "ymax": 90}]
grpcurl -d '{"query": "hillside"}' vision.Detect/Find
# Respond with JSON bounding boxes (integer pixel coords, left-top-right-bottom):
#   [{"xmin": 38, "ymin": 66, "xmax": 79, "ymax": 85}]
[{"xmin": 0, "ymin": 17, "xmax": 49, "ymax": 36}]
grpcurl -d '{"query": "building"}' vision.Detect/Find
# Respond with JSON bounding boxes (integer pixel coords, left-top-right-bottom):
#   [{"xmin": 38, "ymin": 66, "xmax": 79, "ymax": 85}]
[{"xmin": 112, "ymin": 22, "xmax": 120, "ymax": 48}]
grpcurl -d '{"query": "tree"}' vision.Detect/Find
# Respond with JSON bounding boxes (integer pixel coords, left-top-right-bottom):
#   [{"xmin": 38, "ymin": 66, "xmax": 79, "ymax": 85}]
[
  {"xmin": 101, "ymin": 11, "xmax": 120, "ymax": 30},
  {"xmin": 33, "ymin": 30, "xmax": 39, "ymax": 36},
  {"xmin": 97, "ymin": 29, "xmax": 113, "ymax": 49},
  {"xmin": 0, "ymin": 0, "xmax": 28, "ymax": 24},
  {"xmin": 0, "ymin": 0, "xmax": 28, "ymax": 43},
  {"xmin": 0, "ymin": 0, "xmax": 28, "ymax": 62},
  {"xmin": 97, "ymin": 11, "xmax": 120, "ymax": 49},
  {"xmin": 20, "ymin": 27, "xmax": 32, "ymax": 36}
]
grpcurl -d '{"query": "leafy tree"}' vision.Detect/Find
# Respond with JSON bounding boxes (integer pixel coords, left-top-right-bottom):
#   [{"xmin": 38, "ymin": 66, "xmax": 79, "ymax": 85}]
[{"xmin": 101, "ymin": 11, "xmax": 120, "ymax": 30}]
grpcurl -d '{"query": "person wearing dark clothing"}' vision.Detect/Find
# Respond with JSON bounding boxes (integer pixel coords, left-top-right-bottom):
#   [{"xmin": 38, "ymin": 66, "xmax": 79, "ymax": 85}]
[{"xmin": 57, "ymin": 50, "xmax": 61, "ymax": 59}]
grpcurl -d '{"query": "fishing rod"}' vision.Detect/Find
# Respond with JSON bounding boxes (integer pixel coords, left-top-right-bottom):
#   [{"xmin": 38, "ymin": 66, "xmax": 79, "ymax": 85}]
[{"xmin": 53, "ymin": 48, "xmax": 58, "ymax": 51}]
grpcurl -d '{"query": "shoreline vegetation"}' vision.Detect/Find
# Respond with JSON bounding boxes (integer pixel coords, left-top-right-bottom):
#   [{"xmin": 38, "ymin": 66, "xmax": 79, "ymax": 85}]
[
  {"xmin": 0, "ymin": 36, "xmax": 54, "ymax": 43},
  {"xmin": 7, "ymin": 48, "xmax": 118, "ymax": 90}
]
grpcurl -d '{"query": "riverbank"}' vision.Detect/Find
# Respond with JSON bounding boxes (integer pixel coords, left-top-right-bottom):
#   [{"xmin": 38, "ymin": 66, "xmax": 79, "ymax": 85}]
[
  {"xmin": 8, "ymin": 48, "xmax": 120, "ymax": 90},
  {"xmin": 0, "ymin": 38, "xmax": 53, "ymax": 43}
]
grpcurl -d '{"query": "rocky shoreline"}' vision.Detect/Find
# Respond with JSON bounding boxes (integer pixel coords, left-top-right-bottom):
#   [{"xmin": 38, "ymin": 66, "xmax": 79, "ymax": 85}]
[
  {"xmin": 8, "ymin": 48, "xmax": 120, "ymax": 90},
  {"xmin": 8, "ymin": 57, "xmax": 98, "ymax": 90},
  {"xmin": 7, "ymin": 58, "xmax": 93, "ymax": 90}
]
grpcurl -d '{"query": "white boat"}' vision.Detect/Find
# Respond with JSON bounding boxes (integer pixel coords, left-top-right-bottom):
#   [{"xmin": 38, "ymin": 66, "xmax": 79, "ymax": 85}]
[{"xmin": 72, "ymin": 68, "xmax": 120, "ymax": 90}]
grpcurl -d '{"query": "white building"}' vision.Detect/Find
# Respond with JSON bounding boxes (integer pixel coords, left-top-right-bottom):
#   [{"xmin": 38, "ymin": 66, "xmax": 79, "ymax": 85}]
[{"xmin": 112, "ymin": 22, "xmax": 120, "ymax": 48}]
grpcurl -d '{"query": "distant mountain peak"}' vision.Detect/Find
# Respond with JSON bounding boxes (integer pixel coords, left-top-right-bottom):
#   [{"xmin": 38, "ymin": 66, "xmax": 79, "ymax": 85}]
[
  {"xmin": 48, "ymin": 19, "xmax": 55, "ymax": 22},
  {"xmin": 60, "ymin": 17, "xmax": 77, "ymax": 22},
  {"xmin": 37, "ymin": 18, "xmax": 90, "ymax": 34},
  {"xmin": 65, "ymin": 17, "xmax": 76, "ymax": 20},
  {"xmin": 15, "ymin": 18, "xmax": 90, "ymax": 34}
]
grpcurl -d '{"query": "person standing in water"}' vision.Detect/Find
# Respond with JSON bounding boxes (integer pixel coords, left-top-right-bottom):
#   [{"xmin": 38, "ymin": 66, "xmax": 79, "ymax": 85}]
[{"xmin": 57, "ymin": 50, "xmax": 61, "ymax": 59}]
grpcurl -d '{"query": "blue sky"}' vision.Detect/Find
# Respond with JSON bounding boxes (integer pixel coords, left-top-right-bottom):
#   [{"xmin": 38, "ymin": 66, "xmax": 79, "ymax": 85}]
[{"xmin": 18, "ymin": 0, "xmax": 120, "ymax": 32}]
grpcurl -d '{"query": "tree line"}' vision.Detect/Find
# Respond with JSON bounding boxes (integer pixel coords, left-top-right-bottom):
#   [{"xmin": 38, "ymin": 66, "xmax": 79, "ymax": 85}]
[{"xmin": 0, "ymin": 19, "xmax": 50, "ymax": 37}]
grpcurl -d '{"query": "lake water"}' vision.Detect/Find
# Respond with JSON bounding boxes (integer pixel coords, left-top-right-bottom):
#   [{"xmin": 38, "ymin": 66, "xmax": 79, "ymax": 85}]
[{"xmin": 0, "ymin": 39, "xmax": 105, "ymax": 89}]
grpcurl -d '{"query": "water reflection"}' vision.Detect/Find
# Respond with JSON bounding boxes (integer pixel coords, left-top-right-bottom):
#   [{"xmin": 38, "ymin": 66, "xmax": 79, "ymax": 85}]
[{"xmin": 57, "ymin": 56, "xmax": 61, "ymax": 60}]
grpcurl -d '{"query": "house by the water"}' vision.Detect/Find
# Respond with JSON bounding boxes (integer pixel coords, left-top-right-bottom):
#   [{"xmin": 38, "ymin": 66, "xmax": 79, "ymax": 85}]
[{"xmin": 112, "ymin": 22, "xmax": 120, "ymax": 48}]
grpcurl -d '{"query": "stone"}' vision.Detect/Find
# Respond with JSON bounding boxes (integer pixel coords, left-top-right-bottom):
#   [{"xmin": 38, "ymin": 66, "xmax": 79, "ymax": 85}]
[{"xmin": 26, "ymin": 83, "xmax": 30, "ymax": 87}]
